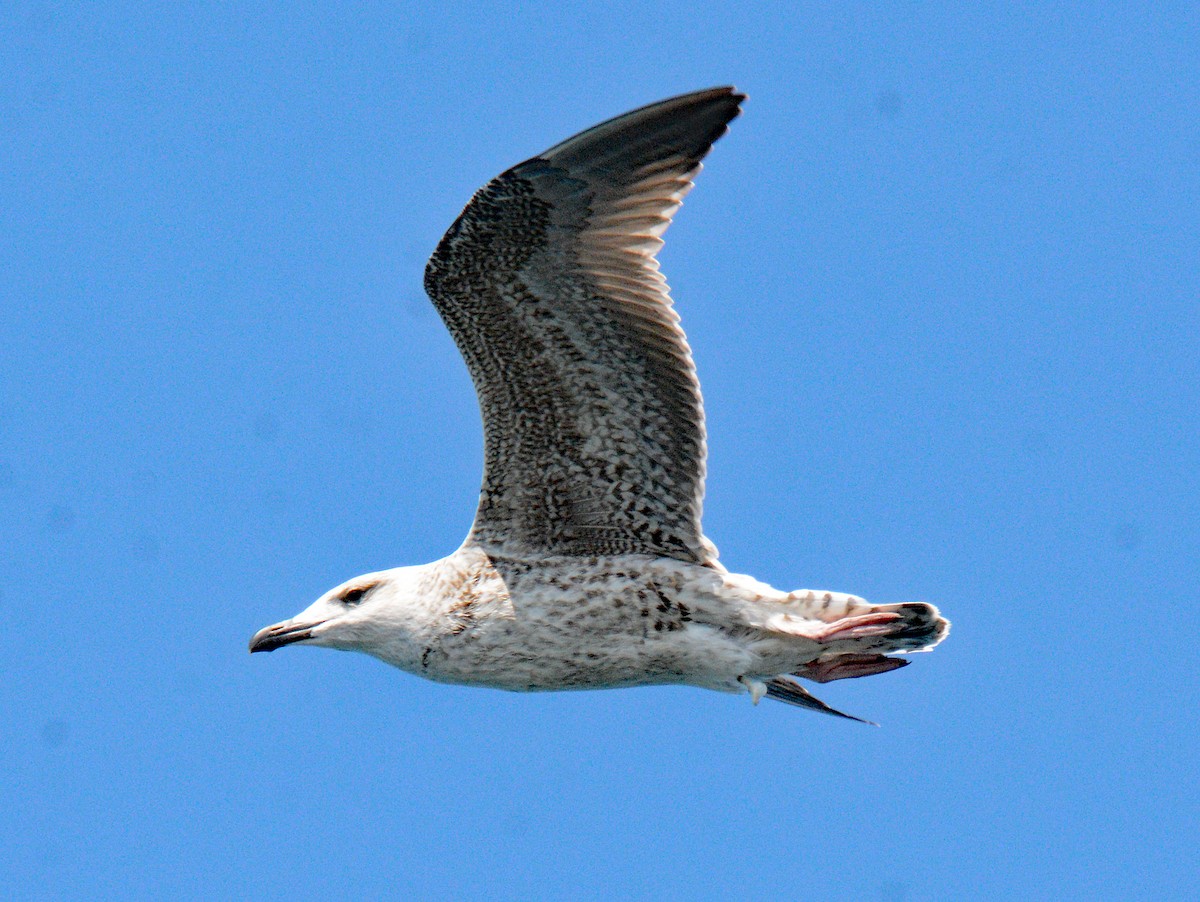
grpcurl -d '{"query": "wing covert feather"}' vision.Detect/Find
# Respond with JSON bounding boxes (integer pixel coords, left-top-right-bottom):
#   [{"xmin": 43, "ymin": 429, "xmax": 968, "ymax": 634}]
[{"xmin": 423, "ymin": 87, "xmax": 744, "ymax": 562}]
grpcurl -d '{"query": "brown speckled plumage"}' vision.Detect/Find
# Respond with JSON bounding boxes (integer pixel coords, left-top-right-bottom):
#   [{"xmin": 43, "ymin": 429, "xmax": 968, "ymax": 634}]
[
  {"xmin": 423, "ymin": 88, "xmax": 739, "ymax": 564},
  {"xmin": 250, "ymin": 88, "xmax": 950, "ymax": 722}
]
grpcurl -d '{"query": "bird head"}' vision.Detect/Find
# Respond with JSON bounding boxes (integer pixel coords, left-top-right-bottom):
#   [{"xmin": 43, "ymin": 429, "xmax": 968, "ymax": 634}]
[{"xmin": 248, "ymin": 566, "xmax": 426, "ymax": 657}]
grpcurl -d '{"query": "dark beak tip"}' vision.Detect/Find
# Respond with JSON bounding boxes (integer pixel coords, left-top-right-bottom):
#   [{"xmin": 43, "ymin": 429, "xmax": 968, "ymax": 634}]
[
  {"xmin": 249, "ymin": 621, "xmax": 321, "ymax": 655},
  {"xmin": 248, "ymin": 628, "xmax": 276, "ymax": 654}
]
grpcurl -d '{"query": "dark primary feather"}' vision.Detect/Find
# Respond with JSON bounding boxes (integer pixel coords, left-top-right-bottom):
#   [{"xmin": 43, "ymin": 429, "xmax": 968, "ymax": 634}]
[
  {"xmin": 424, "ymin": 87, "xmax": 744, "ymax": 562},
  {"xmin": 764, "ymin": 677, "xmax": 878, "ymax": 726}
]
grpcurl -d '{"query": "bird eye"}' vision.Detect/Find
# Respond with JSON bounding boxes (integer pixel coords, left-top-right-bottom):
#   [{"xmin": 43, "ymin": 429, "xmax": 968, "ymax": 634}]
[{"xmin": 339, "ymin": 583, "xmax": 377, "ymax": 605}]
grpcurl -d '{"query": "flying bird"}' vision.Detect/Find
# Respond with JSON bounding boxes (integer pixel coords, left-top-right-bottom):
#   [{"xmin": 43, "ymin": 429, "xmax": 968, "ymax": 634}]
[{"xmin": 250, "ymin": 87, "xmax": 949, "ymax": 722}]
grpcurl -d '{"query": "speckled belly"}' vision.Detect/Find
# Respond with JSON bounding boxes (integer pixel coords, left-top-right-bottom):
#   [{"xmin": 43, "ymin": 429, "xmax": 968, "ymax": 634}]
[{"xmin": 415, "ymin": 555, "xmax": 752, "ymax": 692}]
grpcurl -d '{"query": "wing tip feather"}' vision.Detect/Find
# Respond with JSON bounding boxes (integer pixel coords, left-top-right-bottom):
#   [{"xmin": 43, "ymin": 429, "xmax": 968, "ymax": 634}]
[{"xmin": 536, "ymin": 86, "xmax": 745, "ymax": 178}]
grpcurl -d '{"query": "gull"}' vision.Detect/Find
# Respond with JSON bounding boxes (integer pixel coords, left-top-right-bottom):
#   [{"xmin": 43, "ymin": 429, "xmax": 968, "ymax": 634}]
[{"xmin": 250, "ymin": 87, "xmax": 949, "ymax": 722}]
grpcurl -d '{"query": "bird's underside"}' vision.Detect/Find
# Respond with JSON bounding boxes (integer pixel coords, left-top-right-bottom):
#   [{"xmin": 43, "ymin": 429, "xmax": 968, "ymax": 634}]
[
  {"xmin": 392, "ymin": 547, "xmax": 948, "ymax": 724},
  {"xmin": 384, "ymin": 542, "xmax": 945, "ymax": 724},
  {"xmin": 250, "ymin": 86, "xmax": 950, "ymax": 723}
]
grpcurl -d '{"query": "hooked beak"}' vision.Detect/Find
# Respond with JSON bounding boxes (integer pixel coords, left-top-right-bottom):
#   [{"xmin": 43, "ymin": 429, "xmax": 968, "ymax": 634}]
[{"xmin": 249, "ymin": 619, "xmax": 327, "ymax": 653}]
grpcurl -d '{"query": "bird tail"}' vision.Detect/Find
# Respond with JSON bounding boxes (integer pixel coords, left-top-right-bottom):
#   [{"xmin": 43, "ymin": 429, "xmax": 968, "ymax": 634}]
[
  {"xmin": 762, "ymin": 590, "xmax": 949, "ymax": 657},
  {"xmin": 745, "ymin": 589, "xmax": 949, "ymax": 722}
]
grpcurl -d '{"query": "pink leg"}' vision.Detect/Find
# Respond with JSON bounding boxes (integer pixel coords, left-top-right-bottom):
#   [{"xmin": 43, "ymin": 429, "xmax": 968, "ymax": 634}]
[
  {"xmin": 794, "ymin": 653, "xmax": 909, "ymax": 683},
  {"xmin": 808, "ymin": 611, "xmax": 902, "ymax": 643}
]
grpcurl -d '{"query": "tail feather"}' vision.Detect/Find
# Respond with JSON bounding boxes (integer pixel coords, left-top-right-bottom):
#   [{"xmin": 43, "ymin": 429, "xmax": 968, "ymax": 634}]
[
  {"xmin": 736, "ymin": 583, "xmax": 949, "ymax": 724},
  {"xmin": 764, "ymin": 592, "xmax": 950, "ymax": 657}
]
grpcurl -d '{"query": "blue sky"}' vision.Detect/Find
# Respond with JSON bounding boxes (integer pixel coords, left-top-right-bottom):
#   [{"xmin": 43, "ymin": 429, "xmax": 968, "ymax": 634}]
[{"xmin": 3, "ymin": 3, "xmax": 1197, "ymax": 899}]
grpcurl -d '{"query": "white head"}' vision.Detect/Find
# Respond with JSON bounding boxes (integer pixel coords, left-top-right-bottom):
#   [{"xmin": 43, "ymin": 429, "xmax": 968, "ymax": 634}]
[{"xmin": 249, "ymin": 566, "xmax": 431, "ymax": 668}]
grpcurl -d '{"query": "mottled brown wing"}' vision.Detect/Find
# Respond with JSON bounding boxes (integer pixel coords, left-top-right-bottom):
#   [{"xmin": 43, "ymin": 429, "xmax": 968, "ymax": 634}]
[{"xmin": 423, "ymin": 87, "xmax": 744, "ymax": 563}]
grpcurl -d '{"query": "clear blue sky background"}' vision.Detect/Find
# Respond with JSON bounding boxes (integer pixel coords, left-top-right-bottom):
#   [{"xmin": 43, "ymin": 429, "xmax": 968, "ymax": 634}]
[{"xmin": 3, "ymin": 3, "xmax": 1197, "ymax": 900}]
